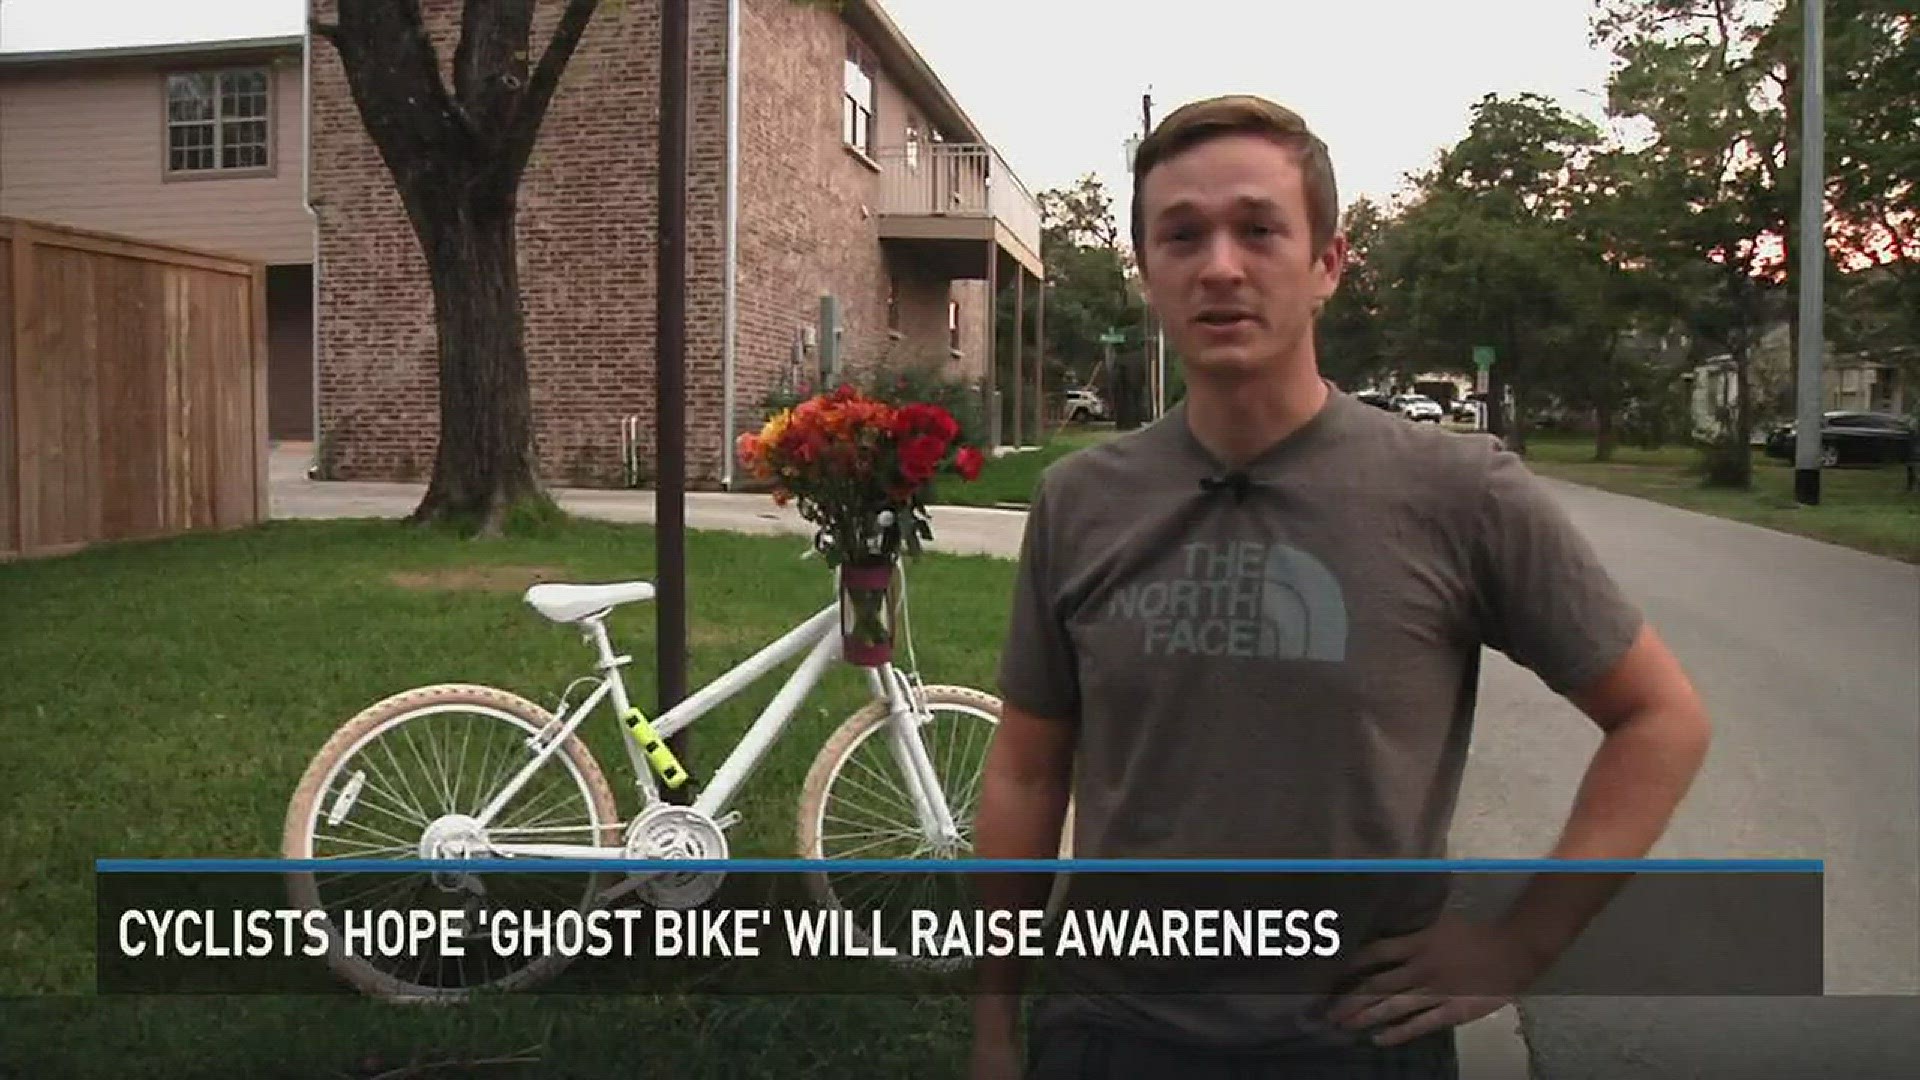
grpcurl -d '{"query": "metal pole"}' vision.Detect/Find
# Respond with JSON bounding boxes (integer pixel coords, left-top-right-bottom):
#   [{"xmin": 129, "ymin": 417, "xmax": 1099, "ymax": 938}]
[
  {"xmin": 1140, "ymin": 89, "xmax": 1159, "ymax": 418},
  {"xmin": 657, "ymin": 0, "xmax": 690, "ymax": 743},
  {"xmin": 1794, "ymin": 0, "xmax": 1825, "ymax": 505}
]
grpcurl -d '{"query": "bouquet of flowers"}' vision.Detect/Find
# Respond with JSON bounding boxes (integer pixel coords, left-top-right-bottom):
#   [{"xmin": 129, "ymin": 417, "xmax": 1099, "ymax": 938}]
[{"xmin": 736, "ymin": 384, "xmax": 985, "ymax": 664}]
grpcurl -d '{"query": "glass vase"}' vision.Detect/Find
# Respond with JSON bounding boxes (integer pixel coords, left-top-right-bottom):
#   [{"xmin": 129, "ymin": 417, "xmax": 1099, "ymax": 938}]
[{"xmin": 837, "ymin": 557, "xmax": 900, "ymax": 666}]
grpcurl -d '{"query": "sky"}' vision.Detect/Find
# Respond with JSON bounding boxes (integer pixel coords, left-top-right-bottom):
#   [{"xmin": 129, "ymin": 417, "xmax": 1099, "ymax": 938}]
[{"xmin": 0, "ymin": 0, "xmax": 1628, "ymax": 216}]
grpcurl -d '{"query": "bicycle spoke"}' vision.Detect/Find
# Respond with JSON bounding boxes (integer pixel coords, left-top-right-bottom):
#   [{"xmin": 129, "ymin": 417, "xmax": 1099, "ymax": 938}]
[
  {"xmin": 844, "ymin": 750, "xmax": 914, "ymax": 809},
  {"xmin": 450, "ymin": 713, "xmax": 477, "ymax": 813},
  {"xmin": 831, "ymin": 764, "xmax": 915, "ymax": 824},
  {"xmin": 376, "ymin": 736, "xmax": 436, "ymax": 825},
  {"xmin": 399, "ymin": 723, "xmax": 454, "ymax": 817}
]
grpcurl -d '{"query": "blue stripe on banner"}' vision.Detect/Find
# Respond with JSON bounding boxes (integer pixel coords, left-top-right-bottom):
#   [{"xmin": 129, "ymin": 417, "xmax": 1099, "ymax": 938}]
[{"xmin": 93, "ymin": 858, "xmax": 1825, "ymax": 874}]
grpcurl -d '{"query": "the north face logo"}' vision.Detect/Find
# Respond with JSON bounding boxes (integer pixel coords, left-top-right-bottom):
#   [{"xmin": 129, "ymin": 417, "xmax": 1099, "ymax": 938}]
[{"xmin": 1104, "ymin": 540, "xmax": 1348, "ymax": 661}]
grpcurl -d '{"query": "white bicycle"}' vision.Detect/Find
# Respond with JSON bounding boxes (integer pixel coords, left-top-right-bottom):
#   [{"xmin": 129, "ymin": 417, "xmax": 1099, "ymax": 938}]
[{"xmin": 281, "ymin": 558, "xmax": 1056, "ymax": 1001}]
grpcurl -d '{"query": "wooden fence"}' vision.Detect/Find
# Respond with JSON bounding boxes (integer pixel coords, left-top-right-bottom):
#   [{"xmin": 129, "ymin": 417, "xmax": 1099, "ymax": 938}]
[{"xmin": 1, "ymin": 217, "xmax": 268, "ymax": 561}]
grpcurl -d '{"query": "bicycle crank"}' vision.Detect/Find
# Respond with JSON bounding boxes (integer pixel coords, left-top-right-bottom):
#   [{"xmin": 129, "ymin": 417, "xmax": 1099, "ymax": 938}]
[{"xmin": 622, "ymin": 804, "xmax": 728, "ymax": 910}]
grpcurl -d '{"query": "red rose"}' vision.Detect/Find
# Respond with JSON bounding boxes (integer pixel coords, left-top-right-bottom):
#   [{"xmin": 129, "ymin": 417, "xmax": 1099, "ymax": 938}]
[
  {"xmin": 897, "ymin": 434, "xmax": 946, "ymax": 483},
  {"xmin": 894, "ymin": 403, "xmax": 959, "ymax": 443},
  {"xmin": 954, "ymin": 445, "xmax": 985, "ymax": 481}
]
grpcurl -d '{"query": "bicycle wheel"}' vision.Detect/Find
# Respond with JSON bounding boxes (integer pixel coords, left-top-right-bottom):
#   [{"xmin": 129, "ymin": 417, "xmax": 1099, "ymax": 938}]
[
  {"xmin": 282, "ymin": 683, "xmax": 621, "ymax": 1001},
  {"xmin": 796, "ymin": 684, "xmax": 1072, "ymax": 970}
]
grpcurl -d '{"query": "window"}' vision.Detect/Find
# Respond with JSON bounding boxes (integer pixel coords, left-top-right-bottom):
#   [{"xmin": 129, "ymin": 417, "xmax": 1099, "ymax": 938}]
[
  {"xmin": 166, "ymin": 68, "xmax": 271, "ymax": 175},
  {"xmin": 949, "ymin": 298, "xmax": 961, "ymax": 352},
  {"xmin": 887, "ymin": 278, "xmax": 901, "ymax": 332},
  {"xmin": 843, "ymin": 36, "xmax": 875, "ymax": 155},
  {"xmin": 905, "ymin": 114, "xmax": 921, "ymax": 171}
]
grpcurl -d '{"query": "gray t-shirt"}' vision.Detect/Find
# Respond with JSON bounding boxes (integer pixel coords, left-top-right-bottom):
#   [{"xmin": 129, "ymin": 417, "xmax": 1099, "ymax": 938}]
[{"xmin": 996, "ymin": 385, "xmax": 1644, "ymax": 1046}]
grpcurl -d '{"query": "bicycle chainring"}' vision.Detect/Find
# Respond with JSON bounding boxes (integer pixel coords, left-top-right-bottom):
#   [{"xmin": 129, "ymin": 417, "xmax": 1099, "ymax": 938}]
[{"xmin": 623, "ymin": 804, "xmax": 728, "ymax": 910}]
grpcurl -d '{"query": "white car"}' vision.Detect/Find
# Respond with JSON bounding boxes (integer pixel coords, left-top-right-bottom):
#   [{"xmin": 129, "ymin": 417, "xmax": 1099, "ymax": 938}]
[
  {"xmin": 1062, "ymin": 387, "xmax": 1108, "ymax": 423},
  {"xmin": 1393, "ymin": 394, "xmax": 1444, "ymax": 423}
]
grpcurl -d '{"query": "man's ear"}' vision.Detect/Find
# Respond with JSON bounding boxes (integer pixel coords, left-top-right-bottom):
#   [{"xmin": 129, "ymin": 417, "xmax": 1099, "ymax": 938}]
[{"xmin": 1314, "ymin": 233, "xmax": 1349, "ymax": 300}]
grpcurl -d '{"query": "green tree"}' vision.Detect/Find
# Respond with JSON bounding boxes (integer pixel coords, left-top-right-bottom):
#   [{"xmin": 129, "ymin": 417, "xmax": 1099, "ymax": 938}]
[
  {"xmin": 1316, "ymin": 196, "xmax": 1393, "ymax": 390},
  {"xmin": 1030, "ymin": 175, "xmax": 1143, "ymax": 390},
  {"xmin": 1596, "ymin": 0, "xmax": 1793, "ymax": 487},
  {"xmin": 1373, "ymin": 93, "xmax": 1604, "ymax": 452}
]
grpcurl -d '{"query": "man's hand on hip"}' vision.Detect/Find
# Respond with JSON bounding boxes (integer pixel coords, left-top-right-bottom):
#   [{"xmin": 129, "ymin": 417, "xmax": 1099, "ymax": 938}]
[{"xmin": 1324, "ymin": 912, "xmax": 1545, "ymax": 1046}]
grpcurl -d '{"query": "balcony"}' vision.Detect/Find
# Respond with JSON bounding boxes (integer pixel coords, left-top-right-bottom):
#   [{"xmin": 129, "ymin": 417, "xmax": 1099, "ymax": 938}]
[{"xmin": 873, "ymin": 142, "xmax": 1043, "ymax": 280}]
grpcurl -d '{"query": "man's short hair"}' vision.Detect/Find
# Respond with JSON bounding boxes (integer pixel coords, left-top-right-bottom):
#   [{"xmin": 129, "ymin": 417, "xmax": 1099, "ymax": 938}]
[{"xmin": 1129, "ymin": 95, "xmax": 1341, "ymax": 262}]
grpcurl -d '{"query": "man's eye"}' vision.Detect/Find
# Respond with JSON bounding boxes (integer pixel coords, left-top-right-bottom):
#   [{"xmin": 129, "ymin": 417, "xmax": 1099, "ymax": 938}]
[
  {"xmin": 1242, "ymin": 223, "xmax": 1275, "ymax": 238},
  {"xmin": 1165, "ymin": 226, "xmax": 1201, "ymax": 242}
]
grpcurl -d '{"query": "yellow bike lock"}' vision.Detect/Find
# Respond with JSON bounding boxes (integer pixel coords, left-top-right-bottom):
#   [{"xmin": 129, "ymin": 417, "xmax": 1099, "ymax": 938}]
[{"xmin": 624, "ymin": 707, "xmax": 690, "ymax": 790}]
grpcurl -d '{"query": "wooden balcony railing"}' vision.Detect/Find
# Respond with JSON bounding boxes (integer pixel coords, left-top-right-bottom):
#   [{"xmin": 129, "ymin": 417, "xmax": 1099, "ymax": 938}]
[{"xmin": 873, "ymin": 142, "xmax": 1042, "ymax": 263}]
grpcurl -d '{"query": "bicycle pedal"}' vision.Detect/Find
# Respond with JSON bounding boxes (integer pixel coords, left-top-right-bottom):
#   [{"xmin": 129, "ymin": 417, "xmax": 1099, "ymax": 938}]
[{"xmin": 714, "ymin": 811, "xmax": 742, "ymax": 831}]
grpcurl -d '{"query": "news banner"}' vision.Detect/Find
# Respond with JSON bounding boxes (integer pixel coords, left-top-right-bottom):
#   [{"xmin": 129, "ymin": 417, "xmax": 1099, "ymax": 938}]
[{"xmin": 94, "ymin": 858, "xmax": 1826, "ymax": 997}]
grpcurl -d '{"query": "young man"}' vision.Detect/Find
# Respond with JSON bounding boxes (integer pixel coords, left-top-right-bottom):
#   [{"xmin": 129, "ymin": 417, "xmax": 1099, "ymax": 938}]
[{"xmin": 969, "ymin": 95, "xmax": 1711, "ymax": 1078}]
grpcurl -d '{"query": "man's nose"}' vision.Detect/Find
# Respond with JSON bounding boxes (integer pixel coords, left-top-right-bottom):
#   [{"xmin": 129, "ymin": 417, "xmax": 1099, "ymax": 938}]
[{"xmin": 1195, "ymin": 233, "xmax": 1246, "ymax": 286}]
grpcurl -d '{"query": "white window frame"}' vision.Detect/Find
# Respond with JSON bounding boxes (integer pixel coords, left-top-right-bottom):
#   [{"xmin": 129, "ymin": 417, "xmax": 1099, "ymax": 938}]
[
  {"xmin": 164, "ymin": 66, "xmax": 274, "ymax": 179},
  {"xmin": 843, "ymin": 36, "xmax": 876, "ymax": 156}
]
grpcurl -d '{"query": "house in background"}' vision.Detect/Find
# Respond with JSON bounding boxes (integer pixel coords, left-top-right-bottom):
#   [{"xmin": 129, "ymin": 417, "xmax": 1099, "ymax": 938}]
[
  {"xmin": 0, "ymin": 34, "xmax": 317, "ymax": 441},
  {"xmin": 1687, "ymin": 322, "xmax": 1913, "ymax": 441},
  {"xmin": 310, "ymin": 0, "xmax": 1045, "ymax": 489}
]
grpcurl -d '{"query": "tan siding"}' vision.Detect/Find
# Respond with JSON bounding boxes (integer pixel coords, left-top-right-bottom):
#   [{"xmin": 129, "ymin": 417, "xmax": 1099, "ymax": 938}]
[{"xmin": 0, "ymin": 55, "xmax": 312, "ymax": 266}]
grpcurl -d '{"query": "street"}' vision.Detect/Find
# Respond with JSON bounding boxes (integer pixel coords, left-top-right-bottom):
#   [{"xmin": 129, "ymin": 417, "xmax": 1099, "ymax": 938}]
[
  {"xmin": 271, "ymin": 445, "xmax": 1920, "ymax": 1077},
  {"xmin": 1449, "ymin": 480, "xmax": 1920, "ymax": 1078}
]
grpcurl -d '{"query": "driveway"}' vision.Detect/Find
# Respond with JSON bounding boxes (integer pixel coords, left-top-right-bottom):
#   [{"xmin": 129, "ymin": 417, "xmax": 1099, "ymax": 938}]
[{"xmin": 270, "ymin": 443, "xmax": 1920, "ymax": 1077}]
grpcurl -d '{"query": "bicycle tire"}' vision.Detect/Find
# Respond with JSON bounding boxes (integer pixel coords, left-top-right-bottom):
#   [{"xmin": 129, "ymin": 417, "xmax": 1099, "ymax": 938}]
[
  {"xmin": 795, "ymin": 683, "xmax": 1073, "ymax": 968},
  {"xmin": 281, "ymin": 682, "xmax": 621, "ymax": 1001}
]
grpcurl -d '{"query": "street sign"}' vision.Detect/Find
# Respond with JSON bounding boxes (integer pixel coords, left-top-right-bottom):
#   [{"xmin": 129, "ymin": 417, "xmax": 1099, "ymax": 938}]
[
  {"xmin": 1473, "ymin": 345, "xmax": 1495, "ymax": 370},
  {"xmin": 1100, "ymin": 329, "xmax": 1126, "ymax": 345}
]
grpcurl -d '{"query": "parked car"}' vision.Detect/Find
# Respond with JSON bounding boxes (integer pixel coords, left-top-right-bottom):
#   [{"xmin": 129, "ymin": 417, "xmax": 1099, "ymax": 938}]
[
  {"xmin": 1355, "ymin": 390, "xmax": 1394, "ymax": 411},
  {"xmin": 1061, "ymin": 386, "xmax": 1109, "ymax": 423},
  {"xmin": 1392, "ymin": 394, "xmax": 1445, "ymax": 423},
  {"xmin": 1764, "ymin": 410, "xmax": 1917, "ymax": 467}
]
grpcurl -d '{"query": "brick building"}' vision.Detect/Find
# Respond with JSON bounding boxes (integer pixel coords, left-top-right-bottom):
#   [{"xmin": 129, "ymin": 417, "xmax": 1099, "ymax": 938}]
[{"xmin": 309, "ymin": 0, "xmax": 1046, "ymax": 489}]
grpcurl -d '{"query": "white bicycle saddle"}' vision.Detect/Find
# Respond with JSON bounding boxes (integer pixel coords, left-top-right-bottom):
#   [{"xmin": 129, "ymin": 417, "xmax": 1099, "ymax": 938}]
[{"xmin": 523, "ymin": 581, "xmax": 657, "ymax": 623}]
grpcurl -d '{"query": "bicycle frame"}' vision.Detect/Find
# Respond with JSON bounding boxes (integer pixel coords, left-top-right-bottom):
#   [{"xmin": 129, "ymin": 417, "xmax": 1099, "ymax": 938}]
[{"xmin": 470, "ymin": 601, "xmax": 963, "ymax": 860}]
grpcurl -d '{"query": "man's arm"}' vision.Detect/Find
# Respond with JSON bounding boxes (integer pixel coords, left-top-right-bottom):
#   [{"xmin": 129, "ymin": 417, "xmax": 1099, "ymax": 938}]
[
  {"xmin": 1495, "ymin": 621, "xmax": 1711, "ymax": 961},
  {"xmin": 1332, "ymin": 623, "xmax": 1711, "ymax": 1044},
  {"xmin": 971, "ymin": 702, "xmax": 1076, "ymax": 1050}
]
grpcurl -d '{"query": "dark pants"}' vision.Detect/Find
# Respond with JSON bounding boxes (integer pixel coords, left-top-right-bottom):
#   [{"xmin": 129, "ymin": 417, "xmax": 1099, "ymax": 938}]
[{"xmin": 1025, "ymin": 1028, "xmax": 1459, "ymax": 1080}]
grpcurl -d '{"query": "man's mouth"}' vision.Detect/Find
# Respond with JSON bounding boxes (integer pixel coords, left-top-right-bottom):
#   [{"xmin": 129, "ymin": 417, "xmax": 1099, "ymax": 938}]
[{"xmin": 1195, "ymin": 311, "xmax": 1256, "ymax": 328}]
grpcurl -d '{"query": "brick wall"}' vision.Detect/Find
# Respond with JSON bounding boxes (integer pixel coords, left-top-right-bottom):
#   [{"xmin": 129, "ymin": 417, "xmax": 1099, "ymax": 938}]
[
  {"xmin": 312, "ymin": 0, "xmax": 729, "ymax": 485},
  {"xmin": 313, "ymin": 0, "xmax": 990, "ymax": 487}
]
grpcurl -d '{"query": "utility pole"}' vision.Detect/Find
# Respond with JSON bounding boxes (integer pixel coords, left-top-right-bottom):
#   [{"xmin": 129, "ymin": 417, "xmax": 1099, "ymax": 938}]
[
  {"xmin": 1140, "ymin": 88, "xmax": 1165, "ymax": 419},
  {"xmin": 1793, "ymin": 0, "xmax": 1825, "ymax": 506},
  {"xmin": 656, "ymin": 0, "xmax": 691, "ymax": 769}
]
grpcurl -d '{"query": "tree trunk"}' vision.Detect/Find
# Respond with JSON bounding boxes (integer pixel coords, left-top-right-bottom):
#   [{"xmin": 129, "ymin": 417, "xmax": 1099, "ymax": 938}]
[
  {"xmin": 1594, "ymin": 334, "xmax": 1620, "ymax": 462},
  {"xmin": 1730, "ymin": 338, "xmax": 1754, "ymax": 487},
  {"xmin": 408, "ymin": 189, "xmax": 543, "ymax": 534}
]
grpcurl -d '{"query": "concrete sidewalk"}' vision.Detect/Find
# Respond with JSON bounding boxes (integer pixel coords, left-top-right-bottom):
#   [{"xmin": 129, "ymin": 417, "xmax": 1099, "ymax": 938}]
[
  {"xmin": 268, "ymin": 441, "xmax": 1533, "ymax": 1077},
  {"xmin": 270, "ymin": 443, "xmax": 1030, "ymax": 559}
]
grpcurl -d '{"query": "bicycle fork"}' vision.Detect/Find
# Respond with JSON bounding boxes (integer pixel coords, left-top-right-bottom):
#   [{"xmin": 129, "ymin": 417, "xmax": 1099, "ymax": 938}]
[{"xmin": 868, "ymin": 666, "xmax": 964, "ymax": 854}]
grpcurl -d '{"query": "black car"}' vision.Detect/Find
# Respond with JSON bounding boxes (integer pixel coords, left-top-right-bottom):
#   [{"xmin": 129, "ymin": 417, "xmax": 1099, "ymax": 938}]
[{"xmin": 1764, "ymin": 411, "xmax": 1917, "ymax": 467}]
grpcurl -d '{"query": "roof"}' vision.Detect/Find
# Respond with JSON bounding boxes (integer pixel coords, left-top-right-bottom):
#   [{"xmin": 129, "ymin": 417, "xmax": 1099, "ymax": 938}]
[
  {"xmin": 845, "ymin": 0, "xmax": 987, "ymax": 145},
  {"xmin": 0, "ymin": 35, "xmax": 302, "ymax": 69}
]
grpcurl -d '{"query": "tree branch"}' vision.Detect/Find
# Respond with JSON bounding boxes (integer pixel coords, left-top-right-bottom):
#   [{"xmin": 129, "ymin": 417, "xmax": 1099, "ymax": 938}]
[
  {"xmin": 453, "ymin": 0, "xmax": 535, "ymax": 132},
  {"xmin": 331, "ymin": 0, "xmax": 481, "ymax": 176},
  {"xmin": 500, "ymin": 0, "xmax": 600, "ymax": 177}
]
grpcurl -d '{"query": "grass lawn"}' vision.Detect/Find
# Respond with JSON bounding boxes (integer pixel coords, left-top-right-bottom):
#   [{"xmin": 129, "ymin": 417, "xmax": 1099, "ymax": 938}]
[
  {"xmin": 0, "ymin": 516, "xmax": 1017, "ymax": 1076},
  {"xmin": 935, "ymin": 426, "xmax": 1116, "ymax": 508},
  {"xmin": 1520, "ymin": 434, "xmax": 1920, "ymax": 564}
]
